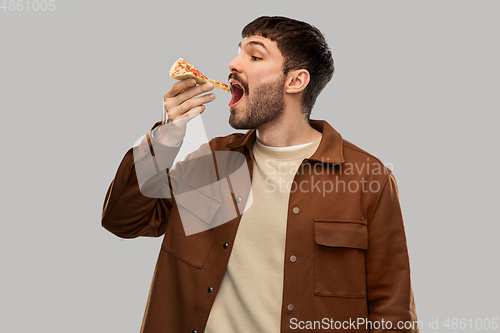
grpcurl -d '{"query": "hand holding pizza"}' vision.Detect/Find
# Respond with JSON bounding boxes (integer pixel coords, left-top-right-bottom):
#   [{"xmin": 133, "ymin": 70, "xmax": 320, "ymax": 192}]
[{"xmin": 154, "ymin": 58, "xmax": 228, "ymax": 147}]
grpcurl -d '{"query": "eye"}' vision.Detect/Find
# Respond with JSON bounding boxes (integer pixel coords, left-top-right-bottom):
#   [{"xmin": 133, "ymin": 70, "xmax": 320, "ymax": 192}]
[{"xmin": 251, "ymin": 56, "xmax": 262, "ymax": 61}]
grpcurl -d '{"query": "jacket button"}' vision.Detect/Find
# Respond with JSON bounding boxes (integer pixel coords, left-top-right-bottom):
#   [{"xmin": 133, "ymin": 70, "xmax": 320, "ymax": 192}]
[
  {"xmin": 236, "ymin": 197, "xmax": 242, "ymax": 203},
  {"xmin": 290, "ymin": 255, "xmax": 297, "ymax": 263},
  {"xmin": 192, "ymin": 331, "xmax": 197, "ymax": 333},
  {"xmin": 287, "ymin": 304, "xmax": 294, "ymax": 312},
  {"xmin": 292, "ymin": 207, "xmax": 300, "ymax": 214},
  {"xmin": 223, "ymin": 242, "xmax": 229, "ymax": 249},
  {"xmin": 208, "ymin": 287, "xmax": 213, "ymax": 293}
]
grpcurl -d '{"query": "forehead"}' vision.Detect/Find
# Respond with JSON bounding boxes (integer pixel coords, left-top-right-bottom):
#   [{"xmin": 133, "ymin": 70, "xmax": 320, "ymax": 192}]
[{"xmin": 238, "ymin": 35, "xmax": 279, "ymax": 53}]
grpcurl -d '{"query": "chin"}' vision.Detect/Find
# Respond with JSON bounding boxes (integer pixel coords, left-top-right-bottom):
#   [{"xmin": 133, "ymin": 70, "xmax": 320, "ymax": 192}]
[
  {"xmin": 229, "ymin": 113, "xmax": 252, "ymax": 130},
  {"xmin": 228, "ymin": 115, "xmax": 243, "ymax": 130}
]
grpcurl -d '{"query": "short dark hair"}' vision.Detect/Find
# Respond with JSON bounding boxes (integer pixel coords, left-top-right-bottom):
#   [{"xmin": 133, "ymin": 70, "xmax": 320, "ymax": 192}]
[{"xmin": 242, "ymin": 16, "xmax": 334, "ymax": 120}]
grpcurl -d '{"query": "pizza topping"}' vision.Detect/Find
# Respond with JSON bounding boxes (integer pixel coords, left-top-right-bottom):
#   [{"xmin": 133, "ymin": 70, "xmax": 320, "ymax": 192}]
[
  {"xmin": 171, "ymin": 59, "xmax": 208, "ymax": 78},
  {"xmin": 218, "ymin": 82, "xmax": 230, "ymax": 90}
]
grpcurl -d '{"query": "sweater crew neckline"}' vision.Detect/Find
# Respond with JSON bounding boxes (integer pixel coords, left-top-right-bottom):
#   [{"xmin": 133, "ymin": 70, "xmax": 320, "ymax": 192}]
[{"xmin": 254, "ymin": 136, "xmax": 322, "ymax": 160}]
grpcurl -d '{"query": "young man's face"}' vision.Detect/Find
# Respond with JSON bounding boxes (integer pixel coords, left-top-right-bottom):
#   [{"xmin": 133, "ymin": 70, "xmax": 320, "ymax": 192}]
[{"xmin": 227, "ymin": 35, "xmax": 287, "ymax": 130}]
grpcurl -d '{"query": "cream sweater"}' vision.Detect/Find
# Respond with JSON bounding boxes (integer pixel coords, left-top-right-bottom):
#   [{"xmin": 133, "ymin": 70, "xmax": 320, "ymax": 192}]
[{"xmin": 205, "ymin": 136, "xmax": 322, "ymax": 332}]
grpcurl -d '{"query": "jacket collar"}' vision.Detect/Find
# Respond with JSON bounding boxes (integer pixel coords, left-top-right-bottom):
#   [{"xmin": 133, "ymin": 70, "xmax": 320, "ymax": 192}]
[{"xmin": 226, "ymin": 119, "xmax": 344, "ymax": 164}]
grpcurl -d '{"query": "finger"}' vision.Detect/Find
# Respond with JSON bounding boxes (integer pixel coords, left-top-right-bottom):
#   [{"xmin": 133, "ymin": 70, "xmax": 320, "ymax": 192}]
[
  {"xmin": 172, "ymin": 105, "xmax": 205, "ymax": 127},
  {"xmin": 163, "ymin": 82, "xmax": 214, "ymax": 111},
  {"xmin": 164, "ymin": 79, "xmax": 197, "ymax": 100},
  {"xmin": 168, "ymin": 93, "xmax": 215, "ymax": 121},
  {"xmin": 173, "ymin": 82, "xmax": 214, "ymax": 104}
]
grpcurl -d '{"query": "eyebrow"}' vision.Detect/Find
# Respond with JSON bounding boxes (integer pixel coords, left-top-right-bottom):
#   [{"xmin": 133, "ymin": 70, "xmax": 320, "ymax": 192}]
[{"xmin": 238, "ymin": 40, "xmax": 269, "ymax": 53}]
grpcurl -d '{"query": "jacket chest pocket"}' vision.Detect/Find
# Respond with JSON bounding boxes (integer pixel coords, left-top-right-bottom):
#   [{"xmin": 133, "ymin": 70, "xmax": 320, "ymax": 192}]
[{"xmin": 313, "ymin": 219, "xmax": 368, "ymax": 298}]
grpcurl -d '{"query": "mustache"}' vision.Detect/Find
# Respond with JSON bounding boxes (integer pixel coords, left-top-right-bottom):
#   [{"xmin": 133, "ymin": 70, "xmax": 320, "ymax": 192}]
[{"xmin": 228, "ymin": 73, "xmax": 249, "ymax": 94}]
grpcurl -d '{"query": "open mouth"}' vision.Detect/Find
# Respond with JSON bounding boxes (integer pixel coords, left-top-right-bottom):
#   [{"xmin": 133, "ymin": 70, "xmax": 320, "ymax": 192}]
[{"xmin": 229, "ymin": 79, "xmax": 245, "ymax": 109}]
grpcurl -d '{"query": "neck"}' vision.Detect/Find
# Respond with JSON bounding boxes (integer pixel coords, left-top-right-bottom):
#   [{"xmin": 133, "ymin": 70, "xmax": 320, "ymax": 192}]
[{"xmin": 256, "ymin": 111, "xmax": 321, "ymax": 148}]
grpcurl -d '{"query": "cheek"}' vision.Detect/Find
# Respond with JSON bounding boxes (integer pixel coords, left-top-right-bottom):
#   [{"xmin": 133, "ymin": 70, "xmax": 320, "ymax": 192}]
[{"xmin": 252, "ymin": 69, "xmax": 273, "ymax": 81}]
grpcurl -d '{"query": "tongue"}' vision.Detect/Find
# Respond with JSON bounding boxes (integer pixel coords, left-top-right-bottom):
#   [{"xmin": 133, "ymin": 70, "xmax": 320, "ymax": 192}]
[{"xmin": 230, "ymin": 86, "xmax": 243, "ymax": 106}]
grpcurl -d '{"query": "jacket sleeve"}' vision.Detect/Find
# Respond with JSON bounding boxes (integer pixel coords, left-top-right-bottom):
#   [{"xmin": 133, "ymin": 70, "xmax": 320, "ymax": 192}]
[
  {"xmin": 101, "ymin": 123, "xmax": 183, "ymax": 238},
  {"xmin": 365, "ymin": 172, "xmax": 419, "ymax": 332}
]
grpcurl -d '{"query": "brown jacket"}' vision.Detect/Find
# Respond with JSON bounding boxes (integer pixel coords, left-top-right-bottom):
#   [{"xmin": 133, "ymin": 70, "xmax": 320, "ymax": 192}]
[{"xmin": 102, "ymin": 119, "xmax": 418, "ymax": 332}]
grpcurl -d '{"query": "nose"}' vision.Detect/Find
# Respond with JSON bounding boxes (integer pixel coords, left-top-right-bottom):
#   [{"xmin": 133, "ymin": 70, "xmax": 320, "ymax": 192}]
[{"xmin": 228, "ymin": 54, "xmax": 242, "ymax": 73}]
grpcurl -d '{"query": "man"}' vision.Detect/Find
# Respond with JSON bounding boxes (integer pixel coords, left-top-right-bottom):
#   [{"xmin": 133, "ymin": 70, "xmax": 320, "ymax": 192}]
[{"xmin": 102, "ymin": 16, "xmax": 418, "ymax": 332}]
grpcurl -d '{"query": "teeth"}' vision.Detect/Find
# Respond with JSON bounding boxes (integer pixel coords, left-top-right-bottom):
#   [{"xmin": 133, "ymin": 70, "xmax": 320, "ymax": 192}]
[{"xmin": 231, "ymin": 81, "xmax": 243, "ymax": 90}]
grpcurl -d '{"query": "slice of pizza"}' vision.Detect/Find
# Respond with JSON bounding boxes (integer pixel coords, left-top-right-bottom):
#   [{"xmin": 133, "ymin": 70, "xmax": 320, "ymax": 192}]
[{"xmin": 170, "ymin": 58, "xmax": 230, "ymax": 93}]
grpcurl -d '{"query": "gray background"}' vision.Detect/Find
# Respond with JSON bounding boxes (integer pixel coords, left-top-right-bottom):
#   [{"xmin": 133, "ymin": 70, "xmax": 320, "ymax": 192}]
[{"xmin": 1, "ymin": 0, "xmax": 499, "ymax": 332}]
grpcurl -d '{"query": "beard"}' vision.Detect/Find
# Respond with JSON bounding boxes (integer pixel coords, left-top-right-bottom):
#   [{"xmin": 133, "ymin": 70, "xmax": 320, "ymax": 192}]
[{"xmin": 229, "ymin": 74, "xmax": 286, "ymax": 130}]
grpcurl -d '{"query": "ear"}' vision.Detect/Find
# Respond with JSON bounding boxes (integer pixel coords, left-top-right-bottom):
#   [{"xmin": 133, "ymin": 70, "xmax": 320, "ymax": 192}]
[{"xmin": 284, "ymin": 69, "xmax": 310, "ymax": 94}]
